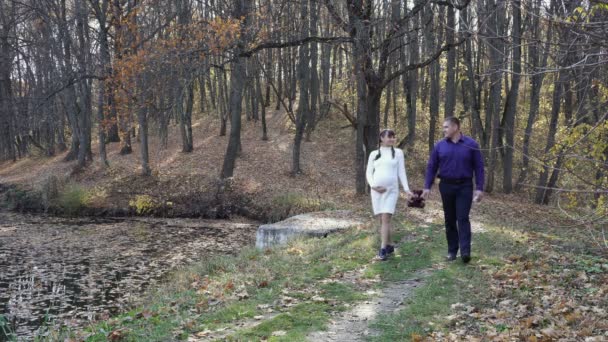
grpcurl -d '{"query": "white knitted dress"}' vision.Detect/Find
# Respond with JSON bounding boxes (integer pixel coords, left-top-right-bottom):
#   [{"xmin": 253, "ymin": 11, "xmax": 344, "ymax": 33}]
[{"xmin": 365, "ymin": 147, "xmax": 411, "ymax": 215}]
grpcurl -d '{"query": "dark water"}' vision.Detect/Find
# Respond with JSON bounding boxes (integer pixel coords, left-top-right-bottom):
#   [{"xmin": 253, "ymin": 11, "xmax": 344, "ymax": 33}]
[{"xmin": 0, "ymin": 212, "xmax": 257, "ymax": 340}]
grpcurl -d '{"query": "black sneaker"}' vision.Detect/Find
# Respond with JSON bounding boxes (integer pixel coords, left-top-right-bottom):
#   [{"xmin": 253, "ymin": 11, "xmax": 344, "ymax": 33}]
[
  {"xmin": 462, "ymin": 255, "xmax": 471, "ymax": 263},
  {"xmin": 386, "ymin": 245, "xmax": 395, "ymax": 255},
  {"xmin": 377, "ymin": 248, "xmax": 388, "ymax": 261},
  {"xmin": 446, "ymin": 254, "xmax": 457, "ymax": 262}
]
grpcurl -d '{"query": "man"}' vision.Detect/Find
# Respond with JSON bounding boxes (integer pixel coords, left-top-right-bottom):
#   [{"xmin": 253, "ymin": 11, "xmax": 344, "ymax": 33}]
[{"xmin": 422, "ymin": 117, "xmax": 484, "ymax": 263}]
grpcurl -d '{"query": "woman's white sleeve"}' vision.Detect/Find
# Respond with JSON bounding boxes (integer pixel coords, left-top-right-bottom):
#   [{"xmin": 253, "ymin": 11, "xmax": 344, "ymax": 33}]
[
  {"xmin": 398, "ymin": 149, "xmax": 411, "ymax": 192},
  {"xmin": 366, "ymin": 151, "xmax": 376, "ymax": 186}
]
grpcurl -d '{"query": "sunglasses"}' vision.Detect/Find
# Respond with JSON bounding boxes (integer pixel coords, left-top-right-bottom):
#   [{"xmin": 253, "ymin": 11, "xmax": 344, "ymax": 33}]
[{"xmin": 380, "ymin": 129, "xmax": 395, "ymax": 137}]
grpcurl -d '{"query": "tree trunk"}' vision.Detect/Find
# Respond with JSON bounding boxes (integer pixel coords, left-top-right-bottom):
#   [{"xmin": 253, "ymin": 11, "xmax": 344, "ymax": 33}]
[
  {"xmin": 275, "ymin": 48, "xmax": 283, "ymax": 111},
  {"xmin": 137, "ymin": 93, "xmax": 151, "ymax": 176},
  {"xmin": 515, "ymin": 0, "xmax": 552, "ymax": 190},
  {"xmin": 264, "ymin": 49, "xmax": 272, "ymax": 107},
  {"xmin": 221, "ymin": 0, "xmax": 250, "ymax": 179},
  {"xmin": 535, "ymin": 72, "xmax": 564, "ymax": 204},
  {"xmin": 484, "ymin": 0, "xmax": 505, "ymax": 193},
  {"xmin": 93, "ymin": 0, "xmax": 110, "ymax": 166},
  {"xmin": 383, "ymin": 83, "xmax": 391, "ymax": 128},
  {"xmin": 501, "ymin": 0, "xmax": 522, "ymax": 193},
  {"xmin": 461, "ymin": 5, "xmax": 483, "ymax": 143},
  {"xmin": 292, "ymin": 0, "xmax": 310, "ymax": 175},
  {"xmin": 178, "ymin": 82, "xmax": 194, "ymax": 152},
  {"xmin": 75, "ymin": 0, "xmax": 93, "ymax": 169},
  {"xmin": 218, "ymin": 68, "xmax": 228, "ymax": 136},
  {"xmin": 427, "ymin": 5, "xmax": 442, "ymax": 153},
  {"xmin": 320, "ymin": 20, "xmax": 332, "ymax": 119},
  {"xmin": 0, "ymin": 26, "xmax": 16, "ymax": 161},
  {"xmin": 305, "ymin": 1, "xmax": 320, "ymax": 142},
  {"xmin": 351, "ymin": 7, "xmax": 371, "ymax": 194},
  {"xmin": 444, "ymin": 5, "xmax": 456, "ymax": 118},
  {"xmin": 403, "ymin": 7, "xmax": 419, "ymax": 149},
  {"xmin": 257, "ymin": 74, "xmax": 268, "ymax": 140}
]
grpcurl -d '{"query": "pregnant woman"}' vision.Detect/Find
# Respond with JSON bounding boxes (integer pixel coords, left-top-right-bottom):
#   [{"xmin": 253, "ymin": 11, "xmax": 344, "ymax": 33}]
[{"xmin": 366, "ymin": 129, "xmax": 413, "ymax": 261}]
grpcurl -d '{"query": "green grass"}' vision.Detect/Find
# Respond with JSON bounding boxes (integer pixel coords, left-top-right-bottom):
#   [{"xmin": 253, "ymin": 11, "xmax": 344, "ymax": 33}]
[
  {"xmin": 367, "ymin": 264, "xmax": 485, "ymax": 341},
  {"xmin": 57, "ymin": 184, "xmax": 90, "ymax": 215},
  {"xmin": 363, "ymin": 223, "xmax": 444, "ymax": 281},
  {"xmin": 319, "ymin": 282, "xmax": 368, "ymax": 302},
  {"xmin": 0, "ymin": 315, "xmax": 15, "ymax": 341},
  {"xmin": 35, "ymin": 214, "xmax": 550, "ymax": 341},
  {"xmin": 228, "ymin": 302, "xmax": 332, "ymax": 341},
  {"xmin": 269, "ymin": 192, "xmax": 336, "ymax": 222},
  {"xmin": 1, "ymin": 186, "xmax": 43, "ymax": 212},
  {"xmin": 226, "ymin": 282, "xmax": 368, "ymax": 341},
  {"xmin": 54, "ymin": 215, "xmax": 436, "ymax": 341},
  {"xmin": 366, "ymin": 223, "xmax": 531, "ymax": 341}
]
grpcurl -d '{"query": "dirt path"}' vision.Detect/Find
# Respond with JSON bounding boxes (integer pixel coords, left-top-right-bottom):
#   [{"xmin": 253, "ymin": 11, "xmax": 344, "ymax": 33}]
[{"xmin": 306, "ymin": 270, "xmax": 431, "ymax": 342}]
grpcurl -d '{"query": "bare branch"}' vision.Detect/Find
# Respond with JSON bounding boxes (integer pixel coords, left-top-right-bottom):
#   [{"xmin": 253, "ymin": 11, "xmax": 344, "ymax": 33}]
[
  {"xmin": 382, "ymin": 38, "xmax": 466, "ymax": 88},
  {"xmin": 240, "ymin": 36, "xmax": 352, "ymax": 57}
]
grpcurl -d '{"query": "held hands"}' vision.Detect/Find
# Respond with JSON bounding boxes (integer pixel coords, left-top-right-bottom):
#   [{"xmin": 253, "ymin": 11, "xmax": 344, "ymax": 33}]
[
  {"xmin": 421, "ymin": 189, "xmax": 431, "ymax": 199},
  {"xmin": 406, "ymin": 190, "xmax": 426, "ymax": 208}
]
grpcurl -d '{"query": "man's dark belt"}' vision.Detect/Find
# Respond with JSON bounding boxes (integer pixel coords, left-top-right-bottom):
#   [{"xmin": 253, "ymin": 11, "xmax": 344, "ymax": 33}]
[{"xmin": 439, "ymin": 177, "xmax": 473, "ymax": 184}]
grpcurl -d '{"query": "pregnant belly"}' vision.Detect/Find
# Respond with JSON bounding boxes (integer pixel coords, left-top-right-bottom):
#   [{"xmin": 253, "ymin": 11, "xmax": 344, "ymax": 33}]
[{"xmin": 373, "ymin": 173, "xmax": 397, "ymax": 188}]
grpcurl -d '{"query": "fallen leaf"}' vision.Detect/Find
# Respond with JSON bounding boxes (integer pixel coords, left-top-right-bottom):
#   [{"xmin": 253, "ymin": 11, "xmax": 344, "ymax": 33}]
[
  {"xmin": 312, "ymin": 295, "xmax": 327, "ymax": 303},
  {"xmin": 411, "ymin": 333, "xmax": 424, "ymax": 342},
  {"xmin": 224, "ymin": 280, "xmax": 234, "ymax": 291},
  {"xmin": 236, "ymin": 289, "xmax": 249, "ymax": 300},
  {"xmin": 108, "ymin": 329, "xmax": 126, "ymax": 341},
  {"xmin": 196, "ymin": 329, "xmax": 212, "ymax": 337}
]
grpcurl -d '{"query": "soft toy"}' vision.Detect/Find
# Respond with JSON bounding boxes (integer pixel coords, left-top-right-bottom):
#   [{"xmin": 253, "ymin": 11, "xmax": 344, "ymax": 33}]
[{"xmin": 407, "ymin": 189, "xmax": 425, "ymax": 208}]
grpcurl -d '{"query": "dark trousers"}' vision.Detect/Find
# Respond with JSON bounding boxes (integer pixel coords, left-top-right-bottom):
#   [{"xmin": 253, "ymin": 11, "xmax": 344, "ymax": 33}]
[{"xmin": 439, "ymin": 180, "xmax": 473, "ymax": 256}]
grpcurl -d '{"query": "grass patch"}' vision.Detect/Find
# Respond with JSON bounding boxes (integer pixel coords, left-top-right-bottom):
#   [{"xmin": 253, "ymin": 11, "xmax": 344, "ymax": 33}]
[
  {"xmin": 319, "ymin": 282, "xmax": 367, "ymax": 302},
  {"xmin": 129, "ymin": 194, "xmax": 158, "ymax": 215},
  {"xmin": 362, "ymin": 221, "xmax": 446, "ymax": 282},
  {"xmin": 41, "ymin": 216, "xmax": 560, "ymax": 341},
  {"xmin": 368, "ymin": 265, "xmax": 485, "ymax": 341},
  {"xmin": 56, "ymin": 183, "xmax": 90, "ymax": 215},
  {"xmin": 65, "ymin": 216, "xmax": 437, "ymax": 341},
  {"xmin": 366, "ymin": 224, "xmax": 537, "ymax": 341},
  {"xmin": 1, "ymin": 186, "xmax": 44, "ymax": 212},
  {"xmin": 269, "ymin": 192, "xmax": 336, "ymax": 222},
  {"xmin": 228, "ymin": 302, "xmax": 331, "ymax": 341},
  {"xmin": 225, "ymin": 283, "xmax": 365, "ymax": 341}
]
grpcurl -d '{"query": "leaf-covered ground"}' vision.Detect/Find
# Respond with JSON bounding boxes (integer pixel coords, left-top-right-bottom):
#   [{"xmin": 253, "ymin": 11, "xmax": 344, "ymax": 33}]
[
  {"xmin": 1, "ymin": 112, "xmax": 605, "ymax": 341},
  {"xmin": 0, "ymin": 213, "xmax": 256, "ymax": 339},
  {"xmin": 20, "ymin": 195, "xmax": 602, "ymax": 341},
  {"xmin": 0, "ymin": 110, "xmax": 366, "ymax": 221}
]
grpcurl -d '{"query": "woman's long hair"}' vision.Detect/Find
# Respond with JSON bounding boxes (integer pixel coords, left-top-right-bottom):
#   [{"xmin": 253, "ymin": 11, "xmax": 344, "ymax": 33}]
[{"xmin": 374, "ymin": 129, "xmax": 395, "ymax": 160}]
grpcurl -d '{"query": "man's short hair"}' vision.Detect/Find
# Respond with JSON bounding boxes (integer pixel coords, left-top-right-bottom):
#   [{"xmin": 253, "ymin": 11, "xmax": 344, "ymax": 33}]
[{"xmin": 445, "ymin": 116, "xmax": 460, "ymax": 129}]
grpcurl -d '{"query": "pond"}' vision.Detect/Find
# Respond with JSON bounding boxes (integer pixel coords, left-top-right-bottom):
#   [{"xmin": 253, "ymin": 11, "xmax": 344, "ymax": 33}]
[{"xmin": 0, "ymin": 212, "xmax": 258, "ymax": 340}]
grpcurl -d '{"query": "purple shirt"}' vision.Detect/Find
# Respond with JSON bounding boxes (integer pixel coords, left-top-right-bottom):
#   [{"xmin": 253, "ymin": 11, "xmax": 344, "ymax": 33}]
[{"xmin": 424, "ymin": 134, "xmax": 485, "ymax": 191}]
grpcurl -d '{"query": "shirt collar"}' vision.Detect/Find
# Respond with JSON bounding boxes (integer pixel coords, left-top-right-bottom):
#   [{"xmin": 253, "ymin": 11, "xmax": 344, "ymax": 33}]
[{"xmin": 445, "ymin": 133, "xmax": 465, "ymax": 144}]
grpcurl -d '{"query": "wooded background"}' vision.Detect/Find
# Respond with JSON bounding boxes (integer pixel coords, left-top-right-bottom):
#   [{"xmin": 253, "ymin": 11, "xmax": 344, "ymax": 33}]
[{"xmin": 0, "ymin": 0, "xmax": 606, "ymax": 210}]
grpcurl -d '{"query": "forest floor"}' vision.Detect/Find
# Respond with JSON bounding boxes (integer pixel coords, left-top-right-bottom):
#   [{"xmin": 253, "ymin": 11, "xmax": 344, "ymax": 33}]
[
  {"xmin": 1, "ymin": 110, "xmax": 607, "ymax": 341},
  {"xmin": 0, "ymin": 108, "xmax": 368, "ymax": 221},
  {"xmin": 43, "ymin": 195, "xmax": 606, "ymax": 341}
]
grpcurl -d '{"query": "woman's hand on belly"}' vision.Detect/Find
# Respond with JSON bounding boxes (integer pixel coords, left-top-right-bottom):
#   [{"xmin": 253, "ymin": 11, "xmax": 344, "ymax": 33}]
[{"xmin": 372, "ymin": 186, "xmax": 387, "ymax": 194}]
